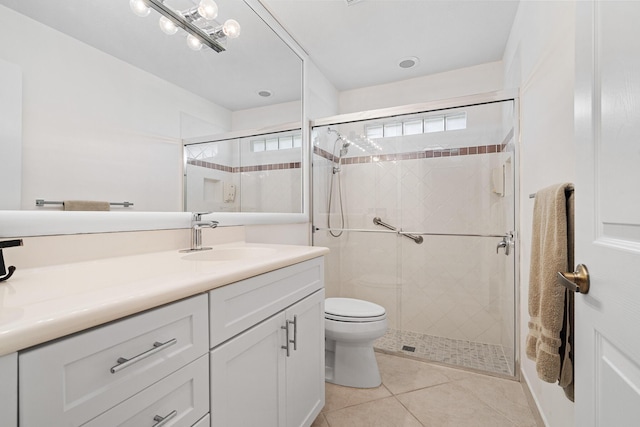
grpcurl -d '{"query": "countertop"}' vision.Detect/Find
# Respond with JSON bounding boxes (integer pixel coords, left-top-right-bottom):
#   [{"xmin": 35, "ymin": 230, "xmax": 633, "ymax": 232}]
[{"xmin": 0, "ymin": 241, "xmax": 329, "ymax": 356}]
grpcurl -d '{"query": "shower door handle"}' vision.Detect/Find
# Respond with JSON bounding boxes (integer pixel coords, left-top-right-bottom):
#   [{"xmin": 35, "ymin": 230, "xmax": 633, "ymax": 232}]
[{"xmin": 496, "ymin": 233, "xmax": 513, "ymax": 255}]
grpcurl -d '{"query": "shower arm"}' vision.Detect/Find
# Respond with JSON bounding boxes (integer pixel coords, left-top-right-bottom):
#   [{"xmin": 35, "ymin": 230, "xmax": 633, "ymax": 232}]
[{"xmin": 373, "ymin": 217, "xmax": 424, "ymax": 244}]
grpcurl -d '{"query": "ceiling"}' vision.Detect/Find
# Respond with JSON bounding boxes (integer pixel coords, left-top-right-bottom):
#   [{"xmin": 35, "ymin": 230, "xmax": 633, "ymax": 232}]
[
  {"xmin": 0, "ymin": 0, "xmax": 302, "ymax": 111},
  {"xmin": 0, "ymin": 0, "xmax": 520, "ymax": 111},
  {"xmin": 263, "ymin": 0, "xmax": 520, "ymax": 91}
]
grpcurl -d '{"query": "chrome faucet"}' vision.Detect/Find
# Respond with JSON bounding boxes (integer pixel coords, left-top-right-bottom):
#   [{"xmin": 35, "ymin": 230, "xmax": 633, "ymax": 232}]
[{"xmin": 180, "ymin": 212, "xmax": 218, "ymax": 253}]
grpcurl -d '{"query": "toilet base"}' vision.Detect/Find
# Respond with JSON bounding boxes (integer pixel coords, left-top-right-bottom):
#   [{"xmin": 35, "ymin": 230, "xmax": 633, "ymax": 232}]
[{"xmin": 325, "ymin": 339, "xmax": 382, "ymax": 388}]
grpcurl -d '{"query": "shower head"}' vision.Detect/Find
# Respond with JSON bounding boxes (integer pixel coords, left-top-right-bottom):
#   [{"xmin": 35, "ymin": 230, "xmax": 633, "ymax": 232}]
[
  {"xmin": 328, "ymin": 127, "xmax": 350, "ymax": 157},
  {"xmin": 339, "ymin": 141, "xmax": 350, "ymax": 157},
  {"xmin": 327, "ymin": 127, "xmax": 346, "ymax": 143}
]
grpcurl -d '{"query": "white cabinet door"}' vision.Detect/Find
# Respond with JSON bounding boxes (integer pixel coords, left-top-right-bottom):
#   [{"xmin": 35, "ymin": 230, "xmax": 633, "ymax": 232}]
[
  {"xmin": 210, "ymin": 312, "xmax": 287, "ymax": 427},
  {"xmin": 574, "ymin": 2, "xmax": 640, "ymax": 426},
  {"xmin": 0, "ymin": 352, "xmax": 17, "ymax": 427},
  {"xmin": 285, "ymin": 290, "xmax": 324, "ymax": 427}
]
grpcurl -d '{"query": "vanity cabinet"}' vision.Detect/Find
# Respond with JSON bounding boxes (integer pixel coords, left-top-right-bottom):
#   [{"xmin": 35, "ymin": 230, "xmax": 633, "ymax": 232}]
[
  {"xmin": 18, "ymin": 294, "xmax": 208, "ymax": 427},
  {"xmin": 0, "ymin": 353, "xmax": 17, "ymax": 426},
  {"xmin": 82, "ymin": 354, "xmax": 209, "ymax": 427},
  {"xmin": 209, "ymin": 258, "xmax": 325, "ymax": 427},
  {"xmin": 11, "ymin": 255, "xmax": 326, "ymax": 427}
]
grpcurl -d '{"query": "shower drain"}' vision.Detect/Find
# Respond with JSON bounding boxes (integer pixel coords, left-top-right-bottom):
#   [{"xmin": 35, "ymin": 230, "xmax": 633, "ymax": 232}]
[{"xmin": 401, "ymin": 345, "xmax": 416, "ymax": 352}]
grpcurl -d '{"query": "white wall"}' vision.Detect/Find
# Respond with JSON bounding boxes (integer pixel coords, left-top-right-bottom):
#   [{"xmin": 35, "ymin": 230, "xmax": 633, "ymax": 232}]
[
  {"xmin": 0, "ymin": 58, "xmax": 21, "ymax": 210},
  {"xmin": 307, "ymin": 60, "xmax": 340, "ymax": 119},
  {"xmin": 338, "ymin": 61, "xmax": 504, "ymax": 114},
  {"xmin": 503, "ymin": 1, "xmax": 577, "ymax": 426},
  {"xmin": 231, "ymin": 100, "xmax": 302, "ymax": 131}
]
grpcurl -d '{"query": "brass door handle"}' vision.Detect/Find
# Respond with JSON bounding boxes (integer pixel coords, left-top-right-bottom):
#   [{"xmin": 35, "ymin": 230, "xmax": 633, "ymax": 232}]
[{"xmin": 557, "ymin": 264, "xmax": 590, "ymax": 294}]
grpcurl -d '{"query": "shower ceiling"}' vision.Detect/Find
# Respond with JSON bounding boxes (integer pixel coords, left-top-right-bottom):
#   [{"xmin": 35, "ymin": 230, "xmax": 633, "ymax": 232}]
[{"xmin": 262, "ymin": 0, "xmax": 520, "ymax": 91}]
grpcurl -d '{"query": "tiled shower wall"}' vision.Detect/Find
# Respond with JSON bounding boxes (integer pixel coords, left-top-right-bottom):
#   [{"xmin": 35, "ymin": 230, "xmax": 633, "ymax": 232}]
[
  {"xmin": 313, "ymin": 140, "xmax": 515, "ymax": 367},
  {"xmin": 184, "ymin": 135, "xmax": 302, "ymax": 213}
]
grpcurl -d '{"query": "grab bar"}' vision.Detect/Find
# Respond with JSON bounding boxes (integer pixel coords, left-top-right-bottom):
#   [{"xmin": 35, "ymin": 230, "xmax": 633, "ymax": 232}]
[
  {"xmin": 315, "ymin": 226, "xmax": 508, "ymax": 239},
  {"xmin": 373, "ymin": 217, "xmax": 424, "ymax": 244}
]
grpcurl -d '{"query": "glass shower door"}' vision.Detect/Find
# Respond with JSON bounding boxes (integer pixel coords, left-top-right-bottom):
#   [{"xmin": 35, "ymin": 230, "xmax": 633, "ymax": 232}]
[{"xmin": 312, "ymin": 98, "xmax": 517, "ymax": 376}]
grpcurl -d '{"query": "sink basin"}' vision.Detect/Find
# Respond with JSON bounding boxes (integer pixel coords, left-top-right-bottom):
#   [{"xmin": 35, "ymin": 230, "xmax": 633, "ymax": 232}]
[{"xmin": 181, "ymin": 247, "xmax": 278, "ymax": 262}]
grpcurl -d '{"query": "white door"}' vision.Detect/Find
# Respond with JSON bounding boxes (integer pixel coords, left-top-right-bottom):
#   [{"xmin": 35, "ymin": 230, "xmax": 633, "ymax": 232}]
[{"xmin": 574, "ymin": 2, "xmax": 640, "ymax": 426}]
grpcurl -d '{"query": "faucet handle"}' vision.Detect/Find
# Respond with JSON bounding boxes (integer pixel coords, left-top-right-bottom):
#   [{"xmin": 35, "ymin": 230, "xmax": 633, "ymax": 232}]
[{"xmin": 192, "ymin": 212, "xmax": 212, "ymax": 221}]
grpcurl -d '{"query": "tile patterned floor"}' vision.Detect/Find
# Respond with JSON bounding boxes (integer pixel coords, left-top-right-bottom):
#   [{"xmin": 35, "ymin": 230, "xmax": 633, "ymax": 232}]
[
  {"xmin": 312, "ymin": 352, "xmax": 540, "ymax": 427},
  {"xmin": 375, "ymin": 328, "xmax": 513, "ymax": 376}
]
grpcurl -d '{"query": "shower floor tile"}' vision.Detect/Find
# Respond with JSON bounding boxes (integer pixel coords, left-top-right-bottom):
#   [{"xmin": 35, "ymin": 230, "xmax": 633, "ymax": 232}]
[{"xmin": 375, "ymin": 328, "xmax": 513, "ymax": 376}]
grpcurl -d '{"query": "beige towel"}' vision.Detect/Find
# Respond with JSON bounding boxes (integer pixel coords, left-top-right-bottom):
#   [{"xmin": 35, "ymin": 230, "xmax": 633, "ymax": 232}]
[
  {"xmin": 526, "ymin": 183, "xmax": 574, "ymax": 384},
  {"xmin": 63, "ymin": 200, "xmax": 111, "ymax": 211}
]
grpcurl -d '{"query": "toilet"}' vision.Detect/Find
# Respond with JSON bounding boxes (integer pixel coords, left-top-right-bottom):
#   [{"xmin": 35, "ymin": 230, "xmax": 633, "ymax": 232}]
[{"xmin": 324, "ymin": 297, "xmax": 388, "ymax": 388}]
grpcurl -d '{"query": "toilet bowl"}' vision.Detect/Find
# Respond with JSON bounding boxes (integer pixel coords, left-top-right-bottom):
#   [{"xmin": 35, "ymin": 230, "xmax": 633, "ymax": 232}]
[{"xmin": 325, "ymin": 298, "xmax": 388, "ymax": 388}]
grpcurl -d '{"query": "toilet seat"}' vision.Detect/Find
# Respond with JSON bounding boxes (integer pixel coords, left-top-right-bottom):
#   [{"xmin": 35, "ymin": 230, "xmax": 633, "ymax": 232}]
[{"xmin": 325, "ymin": 298, "xmax": 386, "ymax": 322}]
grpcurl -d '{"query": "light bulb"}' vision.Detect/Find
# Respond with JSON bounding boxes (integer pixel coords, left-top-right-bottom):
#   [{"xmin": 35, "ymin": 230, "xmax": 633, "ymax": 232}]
[
  {"xmin": 222, "ymin": 19, "xmax": 241, "ymax": 39},
  {"xmin": 129, "ymin": 0, "xmax": 150, "ymax": 17},
  {"xmin": 159, "ymin": 16, "xmax": 178, "ymax": 35},
  {"xmin": 187, "ymin": 34, "xmax": 203, "ymax": 51},
  {"xmin": 197, "ymin": 0, "xmax": 218, "ymax": 20}
]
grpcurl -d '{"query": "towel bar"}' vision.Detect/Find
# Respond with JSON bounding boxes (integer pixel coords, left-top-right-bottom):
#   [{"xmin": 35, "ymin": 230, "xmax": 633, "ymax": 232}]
[
  {"xmin": 530, "ymin": 187, "xmax": 574, "ymax": 199},
  {"xmin": 36, "ymin": 199, "xmax": 134, "ymax": 207}
]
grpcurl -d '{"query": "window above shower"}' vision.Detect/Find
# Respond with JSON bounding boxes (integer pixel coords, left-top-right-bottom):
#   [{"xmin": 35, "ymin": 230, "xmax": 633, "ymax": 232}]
[
  {"xmin": 364, "ymin": 112, "xmax": 467, "ymax": 140},
  {"xmin": 250, "ymin": 133, "xmax": 303, "ymax": 152},
  {"xmin": 313, "ymin": 102, "xmax": 513, "ymax": 161}
]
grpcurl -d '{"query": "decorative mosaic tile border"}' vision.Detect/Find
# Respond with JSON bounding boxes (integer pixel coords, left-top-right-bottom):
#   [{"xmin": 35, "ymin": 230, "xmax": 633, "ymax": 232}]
[
  {"xmin": 375, "ymin": 328, "xmax": 513, "ymax": 376},
  {"xmin": 186, "ymin": 159, "xmax": 301, "ymax": 173},
  {"xmin": 313, "ymin": 143, "xmax": 507, "ymax": 165}
]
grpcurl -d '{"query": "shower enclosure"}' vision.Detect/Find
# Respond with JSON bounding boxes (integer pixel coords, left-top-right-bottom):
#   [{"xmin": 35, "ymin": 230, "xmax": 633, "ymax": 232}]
[{"xmin": 312, "ymin": 95, "xmax": 518, "ymax": 376}]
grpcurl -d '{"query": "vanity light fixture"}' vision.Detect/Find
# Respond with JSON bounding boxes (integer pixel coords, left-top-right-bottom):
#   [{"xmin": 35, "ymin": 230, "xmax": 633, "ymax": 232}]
[{"xmin": 129, "ymin": 0, "xmax": 241, "ymax": 53}]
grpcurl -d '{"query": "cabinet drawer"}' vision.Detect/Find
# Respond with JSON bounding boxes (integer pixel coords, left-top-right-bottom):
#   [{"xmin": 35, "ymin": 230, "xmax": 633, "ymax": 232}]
[
  {"xmin": 83, "ymin": 354, "xmax": 209, "ymax": 427},
  {"xmin": 209, "ymin": 257, "xmax": 323, "ymax": 348},
  {"xmin": 19, "ymin": 294, "xmax": 208, "ymax": 427}
]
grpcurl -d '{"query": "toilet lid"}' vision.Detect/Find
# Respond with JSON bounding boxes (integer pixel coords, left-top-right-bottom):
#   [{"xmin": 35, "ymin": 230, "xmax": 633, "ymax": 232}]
[{"xmin": 325, "ymin": 298, "xmax": 386, "ymax": 321}]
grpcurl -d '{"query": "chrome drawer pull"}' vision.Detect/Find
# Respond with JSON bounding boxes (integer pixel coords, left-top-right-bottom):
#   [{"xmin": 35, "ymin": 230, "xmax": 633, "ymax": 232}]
[
  {"xmin": 290, "ymin": 315, "xmax": 298, "ymax": 351},
  {"xmin": 281, "ymin": 322, "xmax": 290, "ymax": 357},
  {"xmin": 110, "ymin": 338, "xmax": 177, "ymax": 374},
  {"xmin": 153, "ymin": 410, "xmax": 178, "ymax": 427}
]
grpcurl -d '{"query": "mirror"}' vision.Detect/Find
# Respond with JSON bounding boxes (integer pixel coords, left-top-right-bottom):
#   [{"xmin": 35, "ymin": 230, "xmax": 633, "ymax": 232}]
[
  {"xmin": 184, "ymin": 125, "xmax": 303, "ymax": 213},
  {"xmin": 0, "ymin": 0, "xmax": 303, "ymax": 213}
]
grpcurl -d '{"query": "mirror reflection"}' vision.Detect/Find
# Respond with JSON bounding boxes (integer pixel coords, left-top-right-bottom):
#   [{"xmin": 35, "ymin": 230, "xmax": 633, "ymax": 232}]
[
  {"xmin": 184, "ymin": 127, "xmax": 303, "ymax": 213},
  {"xmin": 0, "ymin": 0, "xmax": 302, "ymax": 212}
]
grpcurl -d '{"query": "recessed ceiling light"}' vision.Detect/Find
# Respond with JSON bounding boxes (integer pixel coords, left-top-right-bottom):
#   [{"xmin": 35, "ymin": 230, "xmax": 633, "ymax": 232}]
[
  {"xmin": 398, "ymin": 56, "xmax": 420, "ymax": 69},
  {"xmin": 257, "ymin": 90, "xmax": 273, "ymax": 98}
]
